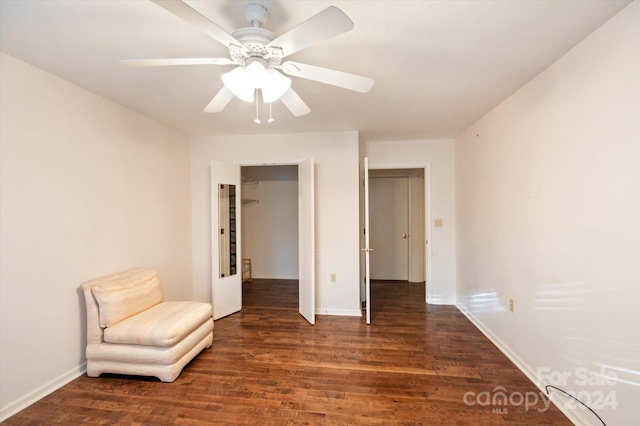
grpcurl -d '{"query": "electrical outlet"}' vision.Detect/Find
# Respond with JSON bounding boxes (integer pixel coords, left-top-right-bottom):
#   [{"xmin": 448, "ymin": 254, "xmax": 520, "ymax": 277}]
[
  {"xmin": 330, "ymin": 273, "xmax": 336, "ymax": 283},
  {"xmin": 509, "ymin": 298, "xmax": 514, "ymax": 312}
]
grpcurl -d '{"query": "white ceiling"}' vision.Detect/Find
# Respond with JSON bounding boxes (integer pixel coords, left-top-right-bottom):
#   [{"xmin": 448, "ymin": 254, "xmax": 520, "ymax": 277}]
[{"xmin": 0, "ymin": 0, "xmax": 631, "ymax": 140}]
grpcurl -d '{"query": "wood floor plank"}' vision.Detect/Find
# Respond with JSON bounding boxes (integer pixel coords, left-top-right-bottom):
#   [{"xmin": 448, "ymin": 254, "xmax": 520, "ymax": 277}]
[{"xmin": 3, "ymin": 279, "xmax": 570, "ymax": 424}]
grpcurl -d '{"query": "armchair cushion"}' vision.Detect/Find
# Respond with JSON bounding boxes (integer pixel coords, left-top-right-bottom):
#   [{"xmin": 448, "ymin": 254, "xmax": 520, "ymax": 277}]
[
  {"xmin": 91, "ymin": 269, "xmax": 163, "ymax": 327},
  {"xmin": 104, "ymin": 301, "xmax": 213, "ymax": 347}
]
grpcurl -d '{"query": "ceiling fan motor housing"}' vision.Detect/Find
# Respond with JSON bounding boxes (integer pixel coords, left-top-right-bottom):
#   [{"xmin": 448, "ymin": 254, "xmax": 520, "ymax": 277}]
[
  {"xmin": 227, "ymin": 4, "xmax": 283, "ymax": 67},
  {"xmin": 230, "ymin": 27, "xmax": 281, "ymax": 67}
]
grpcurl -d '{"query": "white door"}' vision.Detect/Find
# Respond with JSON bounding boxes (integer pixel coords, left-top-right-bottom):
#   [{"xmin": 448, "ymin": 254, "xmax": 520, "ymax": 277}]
[
  {"xmin": 211, "ymin": 160, "xmax": 241, "ymax": 320},
  {"xmin": 363, "ymin": 158, "xmax": 372, "ymax": 324},
  {"xmin": 298, "ymin": 158, "xmax": 315, "ymax": 324},
  {"xmin": 369, "ymin": 176, "xmax": 409, "ymax": 280}
]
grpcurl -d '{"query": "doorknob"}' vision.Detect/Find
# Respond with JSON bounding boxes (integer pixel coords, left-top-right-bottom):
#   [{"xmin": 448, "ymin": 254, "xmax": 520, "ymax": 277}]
[{"xmin": 402, "ymin": 234, "xmax": 408, "ymax": 239}]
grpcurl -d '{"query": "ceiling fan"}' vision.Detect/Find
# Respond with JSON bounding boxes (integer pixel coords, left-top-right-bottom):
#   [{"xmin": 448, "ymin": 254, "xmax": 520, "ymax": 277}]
[{"xmin": 121, "ymin": 0, "xmax": 374, "ymax": 118}]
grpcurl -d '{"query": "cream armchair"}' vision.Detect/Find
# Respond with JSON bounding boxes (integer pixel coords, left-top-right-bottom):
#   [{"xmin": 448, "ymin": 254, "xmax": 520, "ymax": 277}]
[{"xmin": 81, "ymin": 268, "xmax": 213, "ymax": 382}]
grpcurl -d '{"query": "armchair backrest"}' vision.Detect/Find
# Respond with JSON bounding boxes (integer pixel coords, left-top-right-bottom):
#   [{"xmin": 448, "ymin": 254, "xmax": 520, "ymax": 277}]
[{"xmin": 81, "ymin": 268, "xmax": 163, "ymax": 344}]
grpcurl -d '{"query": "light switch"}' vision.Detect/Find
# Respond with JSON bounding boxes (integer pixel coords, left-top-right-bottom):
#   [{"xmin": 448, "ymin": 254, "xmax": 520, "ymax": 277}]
[{"xmin": 434, "ymin": 219, "xmax": 443, "ymax": 227}]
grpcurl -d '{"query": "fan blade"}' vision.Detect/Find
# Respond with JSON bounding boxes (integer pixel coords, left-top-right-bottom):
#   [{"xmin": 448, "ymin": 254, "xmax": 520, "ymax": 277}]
[
  {"xmin": 151, "ymin": 0, "xmax": 246, "ymax": 53},
  {"xmin": 280, "ymin": 61, "xmax": 374, "ymax": 93},
  {"xmin": 266, "ymin": 6, "xmax": 353, "ymax": 58},
  {"xmin": 204, "ymin": 87, "xmax": 234, "ymax": 113},
  {"xmin": 120, "ymin": 58, "xmax": 236, "ymax": 67},
  {"xmin": 280, "ymin": 88, "xmax": 311, "ymax": 117}
]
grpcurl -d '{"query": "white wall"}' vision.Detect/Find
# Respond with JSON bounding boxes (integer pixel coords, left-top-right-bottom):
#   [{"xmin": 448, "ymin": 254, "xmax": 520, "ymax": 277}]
[
  {"xmin": 363, "ymin": 139, "xmax": 457, "ymax": 304},
  {"xmin": 241, "ymin": 165, "xmax": 298, "ymax": 279},
  {"xmin": 0, "ymin": 53, "xmax": 192, "ymax": 420},
  {"xmin": 191, "ymin": 132, "xmax": 361, "ymax": 316},
  {"xmin": 455, "ymin": 2, "xmax": 640, "ymax": 425}
]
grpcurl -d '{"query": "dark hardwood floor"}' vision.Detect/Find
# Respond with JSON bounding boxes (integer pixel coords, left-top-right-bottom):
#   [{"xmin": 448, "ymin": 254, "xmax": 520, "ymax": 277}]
[{"xmin": 4, "ymin": 279, "xmax": 570, "ymax": 425}]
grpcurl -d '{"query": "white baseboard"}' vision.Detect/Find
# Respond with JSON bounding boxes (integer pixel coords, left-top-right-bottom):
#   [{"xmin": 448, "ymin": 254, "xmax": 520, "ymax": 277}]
[
  {"xmin": 0, "ymin": 363, "xmax": 87, "ymax": 422},
  {"xmin": 455, "ymin": 303, "xmax": 590, "ymax": 426},
  {"xmin": 316, "ymin": 308, "xmax": 362, "ymax": 317},
  {"xmin": 3, "ymin": 308, "xmax": 592, "ymax": 424},
  {"xmin": 427, "ymin": 297, "xmax": 456, "ymax": 305}
]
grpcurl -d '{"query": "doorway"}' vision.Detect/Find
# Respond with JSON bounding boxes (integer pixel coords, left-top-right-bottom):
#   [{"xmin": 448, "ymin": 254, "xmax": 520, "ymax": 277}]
[
  {"xmin": 211, "ymin": 159, "xmax": 315, "ymax": 324},
  {"xmin": 362, "ymin": 165, "xmax": 428, "ymax": 323},
  {"xmin": 241, "ymin": 165, "xmax": 299, "ymax": 279},
  {"xmin": 240, "ymin": 165, "xmax": 300, "ymax": 310},
  {"xmin": 369, "ymin": 168, "xmax": 426, "ymax": 283}
]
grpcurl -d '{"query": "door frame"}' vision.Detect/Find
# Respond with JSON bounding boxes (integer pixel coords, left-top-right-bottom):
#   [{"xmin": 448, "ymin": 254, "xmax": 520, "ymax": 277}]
[
  {"xmin": 362, "ymin": 162, "xmax": 432, "ymax": 303},
  {"xmin": 237, "ymin": 159, "xmax": 315, "ymax": 323}
]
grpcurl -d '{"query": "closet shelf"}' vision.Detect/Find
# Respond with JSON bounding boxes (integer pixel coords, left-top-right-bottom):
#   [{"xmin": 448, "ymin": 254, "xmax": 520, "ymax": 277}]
[
  {"xmin": 241, "ymin": 176, "xmax": 259, "ymax": 188},
  {"xmin": 241, "ymin": 175, "xmax": 259, "ymax": 204}
]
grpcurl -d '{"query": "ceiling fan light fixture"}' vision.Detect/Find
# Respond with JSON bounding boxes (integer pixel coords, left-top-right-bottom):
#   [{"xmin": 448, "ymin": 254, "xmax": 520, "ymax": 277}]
[
  {"xmin": 244, "ymin": 59, "xmax": 269, "ymax": 87},
  {"xmin": 221, "ymin": 66, "xmax": 255, "ymax": 102},
  {"xmin": 261, "ymin": 69, "xmax": 291, "ymax": 103},
  {"xmin": 222, "ymin": 61, "xmax": 291, "ymax": 104},
  {"xmin": 130, "ymin": 2, "xmax": 372, "ymax": 118}
]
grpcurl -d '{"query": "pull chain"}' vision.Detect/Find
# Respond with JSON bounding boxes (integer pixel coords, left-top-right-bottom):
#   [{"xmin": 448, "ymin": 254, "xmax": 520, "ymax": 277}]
[{"xmin": 254, "ymin": 89, "xmax": 261, "ymax": 124}]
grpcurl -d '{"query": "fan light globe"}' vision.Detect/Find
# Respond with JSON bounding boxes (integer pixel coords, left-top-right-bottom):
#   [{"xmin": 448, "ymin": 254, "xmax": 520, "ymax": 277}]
[
  {"xmin": 222, "ymin": 61, "xmax": 291, "ymax": 104},
  {"xmin": 221, "ymin": 66, "xmax": 255, "ymax": 102},
  {"xmin": 262, "ymin": 69, "xmax": 291, "ymax": 103},
  {"xmin": 244, "ymin": 61, "xmax": 268, "ymax": 88}
]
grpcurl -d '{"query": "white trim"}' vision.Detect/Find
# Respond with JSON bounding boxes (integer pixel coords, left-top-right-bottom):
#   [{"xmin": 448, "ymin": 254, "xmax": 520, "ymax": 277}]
[
  {"xmin": 236, "ymin": 159, "xmax": 303, "ymax": 167},
  {"xmin": 316, "ymin": 308, "xmax": 362, "ymax": 317},
  {"xmin": 0, "ymin": 363, "xmax": 87, "ymax": 422},
  {"xmin": 427, "ymin": 298, "xmax": 455, "ymax": 306},
  {"xmin": 424, "ymin": 163, "xmax": 433, "ymax": 304},
  {"xmin": 456, "ymin": 303, "xmax": 538, "ymax": 381},
  {"xmin": 455, "ymin": 303, "xmax": 591, "ymax": 426}
]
